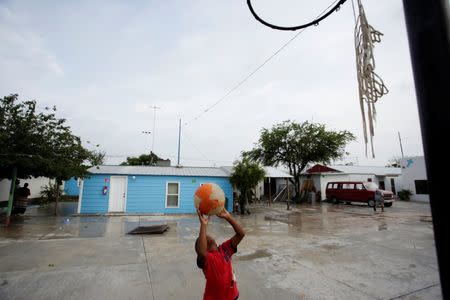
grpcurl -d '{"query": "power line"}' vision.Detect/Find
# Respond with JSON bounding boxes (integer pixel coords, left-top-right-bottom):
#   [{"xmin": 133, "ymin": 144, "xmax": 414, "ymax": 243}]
[
  {"xmin": 181, "ymin": 128, "xmax": 214, "ymax": 164},
  {"xmin": 247, "ymin": 0, "xmax": 347, "ymax": 31},
  {"xmin": 183, "ymin": 0, "xmax": 342, "ymax": 127}
]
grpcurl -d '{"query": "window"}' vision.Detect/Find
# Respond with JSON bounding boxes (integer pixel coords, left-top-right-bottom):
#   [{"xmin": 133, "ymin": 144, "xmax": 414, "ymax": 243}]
[
  {"xmin": 343, "ymin": 184, "xmax": 354, "ymax": 189},
  {"xmin": 415, "ymin": 180, "xmax": 429, "ymax": 195},
  {"xmin": 333, "ymin": 183, "xmax": 338, "ymax": 189},
  {"xmin": 355, "ymin": 183, "xmax": 364, "ymax": 190},
  {"xmin": 337, "ymin": 183, "xmax": 343, "ymax": 189},
  {"xmin": 166, "ymin": 182, "xmax": 180, "ymax": 207}
]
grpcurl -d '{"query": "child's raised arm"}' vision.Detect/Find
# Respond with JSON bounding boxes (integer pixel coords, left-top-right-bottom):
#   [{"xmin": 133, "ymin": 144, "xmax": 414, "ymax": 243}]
[
  {"xmin": 217, "ymin": 208, "xmax": 245, "ymax": 250},
  {"xmin": 197, "ymin": 210, "xmax": 210, "ymax": 258}
]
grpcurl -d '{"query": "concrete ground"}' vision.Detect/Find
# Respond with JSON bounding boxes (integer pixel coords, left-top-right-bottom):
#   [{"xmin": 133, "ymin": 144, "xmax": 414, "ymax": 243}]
[{"xmin": 0, "ymin": 201, "xmax": 441, "ymax": 300}]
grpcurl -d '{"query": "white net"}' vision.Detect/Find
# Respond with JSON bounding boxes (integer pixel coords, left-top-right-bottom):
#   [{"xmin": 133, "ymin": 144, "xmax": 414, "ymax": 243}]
[{"xmin": 353, "ymin": 0, "xmax": 388, "ymax": 158}]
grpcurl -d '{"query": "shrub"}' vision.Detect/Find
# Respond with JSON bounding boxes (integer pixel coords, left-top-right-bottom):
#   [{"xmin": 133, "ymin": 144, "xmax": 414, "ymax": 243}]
[
  {"xmin": 39, "ymin": 182, "xmax": 63, "ymax": 204},
  {"xmin": 398, "ymin": 189, "xmax": 413, "ymax": 201}
]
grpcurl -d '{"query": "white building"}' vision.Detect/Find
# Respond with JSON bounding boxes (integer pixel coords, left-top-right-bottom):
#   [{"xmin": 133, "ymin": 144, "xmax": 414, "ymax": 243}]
[
  {"xmin": 0, "ymin": 177, "xmax": 54, "ymax": 201},
  {"xmin": 221, "ymin": 166, "xmax": 292, "ymax": 201},
  {"xmin": 400, "ymin": 156, "xmax": 429, "ymax": 202},
  {"xmin": 302, "ymin": 164, "xmax": 402, "ymax": 201}
]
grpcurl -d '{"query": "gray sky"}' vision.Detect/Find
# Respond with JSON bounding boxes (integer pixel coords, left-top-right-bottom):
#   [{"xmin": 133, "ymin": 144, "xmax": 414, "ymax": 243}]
[{"xmin": 0, "ymin": 0, "xmax": 423, "ymax": 167}]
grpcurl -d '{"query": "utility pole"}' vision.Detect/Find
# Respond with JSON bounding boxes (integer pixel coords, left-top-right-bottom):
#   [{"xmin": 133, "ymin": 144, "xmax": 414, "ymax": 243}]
[
  {"xmin": 150, "ymin": 105, "xmax": 160, "ymax": 152},
  {"xmin": 142, "ymin": 131, "xmax": 151, "ymax": 154},
  {"xmin": 177, "ymin": 118, "xmax": 181, "ymax": 166},
  {"xmin": 403, "ymin": 0, "xmax": 450, "ymax": 297},
  {"xmin": 398, "ymin": 131, "xmax": 405, "ymax": 159}
]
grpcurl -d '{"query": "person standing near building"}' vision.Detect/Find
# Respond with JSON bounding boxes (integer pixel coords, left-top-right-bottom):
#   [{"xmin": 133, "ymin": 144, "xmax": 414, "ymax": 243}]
[
  {"xmin": 13, "ymin": 183, "xmax": 31, "ymax": 215},
  {"xmin": 374, "ymin": 188, "xmax": 384, "ymax": 212}
]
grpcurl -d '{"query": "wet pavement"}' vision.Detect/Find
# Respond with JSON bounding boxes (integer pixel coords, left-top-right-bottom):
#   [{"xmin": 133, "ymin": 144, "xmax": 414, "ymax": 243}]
[{"xmin": 0, "ymin": 201, "xmax": 441, "ymax": 299}]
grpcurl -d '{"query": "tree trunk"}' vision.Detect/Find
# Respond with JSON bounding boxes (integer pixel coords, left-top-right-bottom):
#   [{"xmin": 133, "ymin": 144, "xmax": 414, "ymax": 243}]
[
  {"xmin": 240, "ymin": 189, "xmax": 249, "ymax": 215},
  {"xmin": 5, "ymin": 167, "xmax": 17, "ymax": 226},
  {"xmin": 294, "ymin": 176, "xmax": 301, "ymax": 202},
  {"xmin": 54, "ymin": 180, "xmax": 59, "ymax": 216},
  {"xmin": 286, "ymin": 178, "xmax": 290, "ymax": 210},
  {"xmin": 239, "ymin": 195, "xmax": 246, "ymax": 215}
]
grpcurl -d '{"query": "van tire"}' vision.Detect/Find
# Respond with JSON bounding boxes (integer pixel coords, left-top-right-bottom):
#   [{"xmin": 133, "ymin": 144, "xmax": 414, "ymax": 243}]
[
  {"xmin": 368, "ymin": 199, "xmax": 375, "ymax": 207},
  {"xmin": 346, "ymin": 201, "xmax": 351, "ymax": 205},
  {"xmin": 332, "ymin": 196, "xmax": 338, "ymax": 204}
]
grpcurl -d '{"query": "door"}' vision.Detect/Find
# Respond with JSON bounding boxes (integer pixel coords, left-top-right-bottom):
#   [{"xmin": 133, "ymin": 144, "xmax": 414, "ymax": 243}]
[
  {"xmin": 109, "ymin": 176, "xmax": 127, "ymax": 212},
  {"xmin": 391, "ymin": 178, "xmax": 396, "ymax": 195}
]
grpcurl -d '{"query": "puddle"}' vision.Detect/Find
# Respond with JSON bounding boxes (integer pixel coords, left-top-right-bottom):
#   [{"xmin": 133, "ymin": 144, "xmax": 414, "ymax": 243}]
[
  {"xmin": 378, "ymin": 223, "xmax": 388, "ymax": 231},
  {"xmin": 236, "ymin": 249, "xmax": 272, "ymax": 261}
]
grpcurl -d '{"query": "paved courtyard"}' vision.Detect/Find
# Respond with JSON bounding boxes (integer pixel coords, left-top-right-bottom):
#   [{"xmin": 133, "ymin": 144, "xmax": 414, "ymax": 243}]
[{"xmin": 0, "ymin": 201, "xmax": 441, "ymax": 299}]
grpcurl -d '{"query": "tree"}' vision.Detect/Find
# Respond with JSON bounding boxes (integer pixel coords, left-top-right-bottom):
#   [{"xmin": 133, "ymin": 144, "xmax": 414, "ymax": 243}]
[
  {"xmin": 229, "ymin": 158, "xmax": 265, "ymax": 215},
  {"xmin": 0, "ymin": 94, "xmax": 104, "ymax": 221},
  {"xmin": 244, "ymin": 120, "xmax": 355, "ymax": 201},
  {"xmin": 386, "ymin": 157, "xmax": 401, "ymax": 168},
  {"xmin": 120, "ymin": 152, "xmax": 166, "ymax": 166}
]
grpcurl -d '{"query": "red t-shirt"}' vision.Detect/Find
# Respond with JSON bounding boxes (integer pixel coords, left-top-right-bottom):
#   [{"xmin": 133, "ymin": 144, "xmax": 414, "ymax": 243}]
[{"xmin": 198, "ymin": 239, "xmax": 239, "ymax": 300}]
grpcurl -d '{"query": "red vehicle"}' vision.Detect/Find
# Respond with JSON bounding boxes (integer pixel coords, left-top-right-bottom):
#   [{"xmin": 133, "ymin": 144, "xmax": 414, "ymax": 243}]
[{"xmin": 325, "ymin": 181, "xmax": 395, "ymax": 207}]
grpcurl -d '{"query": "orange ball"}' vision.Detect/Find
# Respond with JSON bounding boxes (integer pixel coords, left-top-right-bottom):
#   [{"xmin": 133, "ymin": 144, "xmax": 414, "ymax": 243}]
[{"xmin": 194, "ymin": 183, "xmax": 225, "ymax": 215}]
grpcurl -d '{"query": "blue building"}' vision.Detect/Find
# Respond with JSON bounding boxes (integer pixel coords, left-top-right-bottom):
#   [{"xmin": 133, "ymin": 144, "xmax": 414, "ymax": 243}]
[
  {"xmin": 78, "ymin": 166, "xmax": 233, "ymax": 214},
  {"xmin": 64, "ymin": 177, "xmax": 80, "ymax": 196}
]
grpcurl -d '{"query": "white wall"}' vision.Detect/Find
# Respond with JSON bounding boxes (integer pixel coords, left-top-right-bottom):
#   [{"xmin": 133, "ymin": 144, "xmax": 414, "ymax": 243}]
[
  {"xmin": 319, "ymin": 174, "xmax": 349, "ymax": 200},
  {"xmin": 348, "ymin": 174, "xmax": 376, "ymax": 182},
  {"xmin": 255, "ymin": 181, "xmax": 264, "ymax": 199},
  {"xmin": 401, "ymin": 156, "xmax": 429, "ymax": 201},
  {"xmin": 0, "ymin": 177, "xmax": 54, "ymax": 201},
  {"xmin": 384, "ymin": 176, "xmax": 403, "ymax": 195},
  {"xmin": 301, "ymin": 173, "xmax": 401, "ymax": 201},
  {"xmin": 300, "ymin": 174, "xmax": 348, "ymax": 201}
]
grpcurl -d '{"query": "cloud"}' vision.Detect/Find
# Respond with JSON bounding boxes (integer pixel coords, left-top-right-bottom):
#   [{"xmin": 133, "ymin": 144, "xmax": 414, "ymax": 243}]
[
  {"xmin": 0, "ymin": 6, "xmax": 63, "ymax": 78},
  {"xmin": 0, "ymin": 0, "xmax": 423, "ymax": 167}
]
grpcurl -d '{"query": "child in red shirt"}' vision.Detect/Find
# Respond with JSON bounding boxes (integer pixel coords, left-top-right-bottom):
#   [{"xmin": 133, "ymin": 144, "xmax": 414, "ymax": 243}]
[{"xmin": 195, "ymin": 208, "xmax": 245, "ymax": 300}]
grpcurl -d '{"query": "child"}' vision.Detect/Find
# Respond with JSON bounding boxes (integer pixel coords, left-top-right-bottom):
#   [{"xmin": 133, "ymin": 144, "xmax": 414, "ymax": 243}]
[{"xmin": 195, "ymin": 208, "xmax": 245, "ymax": 300}]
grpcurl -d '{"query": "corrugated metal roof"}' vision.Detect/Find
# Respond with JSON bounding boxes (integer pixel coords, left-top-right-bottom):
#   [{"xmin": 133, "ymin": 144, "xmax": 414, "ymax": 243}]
[
  {"xmin": 329, "ymin": 165, "xmax": 401, "ymax": 176},
  {"xmin": 221, "ymin": 166, "xmax": 292, "ymax": 178},
  {"xmin": 88, "ymin": 165, "xmax": 229, "ymax": 177},
  {"xmin": 304, "ymin": 164, "xmax": 401, "ymax": 176}
]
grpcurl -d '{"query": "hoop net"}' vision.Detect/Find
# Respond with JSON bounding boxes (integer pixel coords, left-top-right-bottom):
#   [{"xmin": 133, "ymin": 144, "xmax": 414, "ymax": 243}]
[{"xmin": 354, "ymin": 0, "xmax": 388, "ymax": 158}]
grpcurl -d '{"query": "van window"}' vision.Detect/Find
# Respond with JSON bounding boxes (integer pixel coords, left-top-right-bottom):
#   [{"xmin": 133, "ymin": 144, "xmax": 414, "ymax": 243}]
[
  {"xmin": 337, "ymin": 183, "xmax": 343, "ymax": 189},
  {"xmin": 355, "ymin": 183, "xmax": 364, "ymax": 190},
  {"xmin": 343, "ymin": 183, "xmax": 354, "ymax": 189},
  {"xmin": 333, "ymin": 183, "xmax": 338, "ymax": 189}
]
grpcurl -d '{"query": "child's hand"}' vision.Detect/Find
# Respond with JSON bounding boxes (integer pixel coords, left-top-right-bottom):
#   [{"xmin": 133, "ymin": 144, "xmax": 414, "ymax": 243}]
[
  {"xmin": 197, "ymin": 209, "xmax": 210, "ymax": 226},
  {"xmin": 217, "ymin": 208, "xmax": 231, "ymax": 219}
]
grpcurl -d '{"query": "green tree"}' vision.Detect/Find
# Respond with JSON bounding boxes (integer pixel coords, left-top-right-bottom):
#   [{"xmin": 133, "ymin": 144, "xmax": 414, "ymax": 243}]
[
  {"xmin": 120, "ymin": 152, "xmax": 165, "ymax": 166},
  {"xmin": 0, "ymin": 94, "xmax": 104, "ymax": 221},
  {"xmin": 229, "ymin": 158, "xmax": 265, "ymax": 215},
  {"xmin": 386, "ymin": 157, "xmax": 401, "ymax": 168},
  {"xmin": 244, "ymin": 120, "xmax": 355, "ymax": 201}
]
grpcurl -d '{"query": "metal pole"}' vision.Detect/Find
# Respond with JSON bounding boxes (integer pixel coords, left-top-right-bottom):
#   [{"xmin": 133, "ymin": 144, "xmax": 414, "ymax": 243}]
[
  {"xmin": 268, "ymin": 177, "xmax": 271, "ymax": 206},
  {"xmin": 286, "ymin": 178, "xmax": 290, "ymax": 210},
  {"xmin": 142, "ymin": 131, "xmax": 151, "ymax": 154},
  {"xmin": 177, "ymin": 118, "xmax": 181, "ymax": 166},
  {"xmin": 150, "ymin": 106, "xmax": 160, "ymax": 153},
  {"xmin": 5, "ymin": 167, "xmax": 17, "ymax": 226},
  {"xmin": 402, "ymin": 1, "xmax": 450, "ymax": 297},
  {"xmin": 398, "ymin": 131, "xmax": 405, "ymax": 159}
]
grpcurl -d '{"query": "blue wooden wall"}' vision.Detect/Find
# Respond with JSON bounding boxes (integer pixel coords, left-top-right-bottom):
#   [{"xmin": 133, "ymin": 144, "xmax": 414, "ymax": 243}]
[
  {"xmin": 80, "ymin": 174, "xmax": 233, "ymax": 214},
  {"xmin": 64, "ymin": 177, "xmax": 80, "ymax": 196},
  {"xmin": 80, "ymin": 175, "xmax": 109, "ymax": 213}
]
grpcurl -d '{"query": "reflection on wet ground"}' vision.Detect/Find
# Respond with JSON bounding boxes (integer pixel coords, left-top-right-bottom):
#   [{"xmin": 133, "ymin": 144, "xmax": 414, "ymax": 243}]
[
  {"xmin": 0, "ymin": 200, "xmax": 441, "ymax": 299},
  {"xmin": 0, "ymin": 201, "xmax": 436, "ymax": 241}
]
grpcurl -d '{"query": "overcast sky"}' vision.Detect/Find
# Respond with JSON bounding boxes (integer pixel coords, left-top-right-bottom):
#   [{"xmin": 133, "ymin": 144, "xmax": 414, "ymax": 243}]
[{"xmin": 0, "ymin": 0, "xmax": 424, "ymax": 167}]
